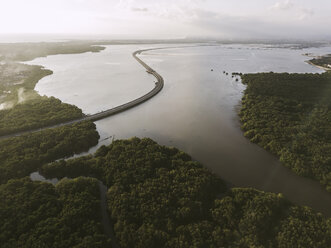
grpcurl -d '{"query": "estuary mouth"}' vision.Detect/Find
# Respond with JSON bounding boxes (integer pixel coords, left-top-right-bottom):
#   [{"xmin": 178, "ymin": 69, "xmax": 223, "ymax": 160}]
[{"xmin": 1, "ymin": 1, "xmax": 331, "ymax": 247}]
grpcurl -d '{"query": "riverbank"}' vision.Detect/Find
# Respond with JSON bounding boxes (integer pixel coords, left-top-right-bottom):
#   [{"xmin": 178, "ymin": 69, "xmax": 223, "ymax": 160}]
[
  {"xmin": 0, "ymin": 121, "xmax": 99, "ymax": 184},
  {"xmin": 304, "ymin": 53, "xmax": 331, "ymax": 71},
  {"xmin": 73, "ymin": 44, "xmax": 330, "ymax": 216},
  {"xmin": 1, "ymin": 43, "xmax": 331, "ymax": 247},
  {"xmin": 0, "ymin": 42, "xmax": 105, "ymax": 105},
  {"xmin": 0, "ymin": 63, "xmax": 52, "ymax": 107},
  {"xmin": 0, "ymin": 42, "xmax": 108, "ymax": 137},
  {"xmin": 306, "ymin": 60, "xmax": 331, "ymax": 71},
  {"xmin": 0, "ymin": 42, "xmax": 105, "ymax": 62},
  {"xmin": 0, "ymin": 48, "xmax": 164, "ymax": 140},
  {"xmin": 239, "ymin": 72, "xmax": 331, "ymax": 193},
  {"xmin": 37, "ymin": 137, "xmax": 331, "ymax": 247}
]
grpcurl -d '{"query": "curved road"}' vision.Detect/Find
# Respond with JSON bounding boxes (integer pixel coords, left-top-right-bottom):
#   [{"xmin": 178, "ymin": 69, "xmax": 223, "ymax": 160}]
[
  {"xmin": 85, "ymin": 49, "xmax": 164, "ymax": 122},
  {"xmin": 0, "ymin": 48, "xmax": 164, "ymax": 140}
]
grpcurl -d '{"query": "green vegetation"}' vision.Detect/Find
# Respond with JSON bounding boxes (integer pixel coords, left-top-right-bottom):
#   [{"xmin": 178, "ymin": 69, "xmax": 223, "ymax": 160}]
[
  {"xmin": 0, "ymin": 121, "xmax": 99, "ymax": 184},
  {"xmin": 0, "ymin": 42, "xmax": 105, "ymax": 247},
  {"xmin": 0, "ymin": 63, "xmax": 52, "ymax": 106},
  {"xmin": 240, "ymin": 72, "xmax": 331, "ymax": 191},
  {"xmin": 0, "ymin": 177, "xmax": 111, "ymax": 248},
  {"xmin": 0, "ymin": 42, "xmax": 105, "ymax": 62},
  {"xmin": 0, "ymin": 96, "xmax": 84, "ymax": 135},
  {"xmin": 0, "ymin": 57, "xmax": 85, "ymax": 136},
  {"xmin": 0, "ymin": 41, "xmax": 105, "ymax": 108},
  {"xmin": 0, "ymin": 54, "xmax": 86, "ymax": 137},
  {"xmin": 310, "ymin": 54, "xmax": 331, "ymax": 70},
  {"xmin": 40, "ymin": 137, "xmax": 331, "ymax": 248},
  {"xmin": 1, "ymin": 42, "xmax": 330, "ymax": 247}
]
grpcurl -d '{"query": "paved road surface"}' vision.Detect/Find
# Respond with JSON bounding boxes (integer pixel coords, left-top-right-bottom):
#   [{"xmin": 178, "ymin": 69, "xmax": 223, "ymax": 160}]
[{"xmin": 0, "ymin": 48, "xmax": 164, "ymax": 140}]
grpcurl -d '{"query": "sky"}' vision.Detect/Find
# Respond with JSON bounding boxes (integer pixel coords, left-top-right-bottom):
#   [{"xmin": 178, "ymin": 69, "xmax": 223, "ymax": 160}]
[{"xmin": 0, "ymin": 0, "xmax": 330, "ymax": 40}]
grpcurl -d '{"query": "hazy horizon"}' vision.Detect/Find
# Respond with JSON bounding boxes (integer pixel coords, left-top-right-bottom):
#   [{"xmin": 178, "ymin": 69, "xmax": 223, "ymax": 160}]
[{"xmin": 0, "ymin": 0, "xmax": 330, "ymax": 41}]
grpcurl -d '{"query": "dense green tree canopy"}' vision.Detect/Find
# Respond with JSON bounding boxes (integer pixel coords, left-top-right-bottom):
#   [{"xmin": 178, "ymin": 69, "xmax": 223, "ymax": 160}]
[
  {"xmin": 1, "ymin": 43, "xmax": 330, "ymax": 247},
  {"xmin": 240, "ymin": 72, "xmax": 331, "ymax": 192},
  {"xmin": 0, "ymin": 121, "xmax": 99, "ymax": 184},
  {"xmin": 0, "ymin": 96, "xmax": 84, "ymax": 135},
  {"xmin": 0, "ymin": 63, "xmax": 52, "ymax": 105},
  {"xmin": 310, "ymin": 55, "xmax": 331, "ymax": 69},
  {"xmin": 41, "ymin": 137, "xmax": 331, "ymax": 248},
  {"xmin": 0, "ymin": 177, "xmax": 111, "ymax": 248}
]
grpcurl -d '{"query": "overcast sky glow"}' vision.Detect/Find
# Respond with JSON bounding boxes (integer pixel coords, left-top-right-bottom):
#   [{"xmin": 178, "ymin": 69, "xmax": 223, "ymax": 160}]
[{"xmin": 0, "ymin": 0, "xmax": 330, "ymax": 40}]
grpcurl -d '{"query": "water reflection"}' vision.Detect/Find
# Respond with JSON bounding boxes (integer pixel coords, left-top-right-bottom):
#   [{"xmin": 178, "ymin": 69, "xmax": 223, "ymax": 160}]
[{"xmin": 29, "ymin": 44, "xmax": 331, "ymax": 216}]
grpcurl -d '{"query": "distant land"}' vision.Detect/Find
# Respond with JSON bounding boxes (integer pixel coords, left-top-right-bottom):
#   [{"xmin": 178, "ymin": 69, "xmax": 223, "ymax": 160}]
[{"xmin": 0, "ymin": 40, "xmax": 330, "ymax": 248}]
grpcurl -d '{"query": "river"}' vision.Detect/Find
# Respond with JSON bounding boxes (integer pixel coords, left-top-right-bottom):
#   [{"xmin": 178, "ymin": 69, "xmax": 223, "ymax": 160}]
[{"xmin": 27, "ymin": 43, "xmax": 331, "ymax": 216}]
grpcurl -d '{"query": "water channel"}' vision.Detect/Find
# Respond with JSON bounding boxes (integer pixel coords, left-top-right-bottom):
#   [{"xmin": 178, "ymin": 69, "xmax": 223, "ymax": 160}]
[{"xmin": 27, "ymin": 44, "xmax": 331, "ymax": 216}]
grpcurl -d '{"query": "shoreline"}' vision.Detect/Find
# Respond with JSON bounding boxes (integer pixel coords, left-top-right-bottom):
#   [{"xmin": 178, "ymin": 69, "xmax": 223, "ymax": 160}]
[
  {"xmin": 0, "ymin": 47, "xmax": 165, "ymax": 139},
  {"xmin": 306, "ymin": 60, "xmax": 331, "ymax": 71},
  {"xmin": 0, "ymin": 44, "xmax": 213, "ymax": 140}
]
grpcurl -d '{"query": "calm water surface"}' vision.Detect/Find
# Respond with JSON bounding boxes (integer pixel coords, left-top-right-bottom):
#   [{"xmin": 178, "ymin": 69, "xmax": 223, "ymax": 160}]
[{"xmin": 27, "ymin": 44, "xmax": 331, "ymax": 216}]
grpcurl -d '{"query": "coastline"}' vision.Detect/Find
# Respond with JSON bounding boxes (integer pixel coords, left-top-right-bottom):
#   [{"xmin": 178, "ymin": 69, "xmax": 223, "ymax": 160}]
[
  {"xmin": 306, "ymin": 60, "xmax": 331, "ymax": 71},
  {"xmin": 0, "ymin": 48, "xmax": 164, "ymax": 139}
]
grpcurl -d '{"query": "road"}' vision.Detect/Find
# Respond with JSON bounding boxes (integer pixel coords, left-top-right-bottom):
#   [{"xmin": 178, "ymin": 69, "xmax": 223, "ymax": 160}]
[
  {"xmin": 30, "ymin": 172, "xmax": 120, "ymax": 248},
  {"xmin": 98, "ymin": 181, "xmax": 120, "ymax": 248},
  {"xmin": 0, "ymin": 48, "xmax": 164, "ymax": 140}
]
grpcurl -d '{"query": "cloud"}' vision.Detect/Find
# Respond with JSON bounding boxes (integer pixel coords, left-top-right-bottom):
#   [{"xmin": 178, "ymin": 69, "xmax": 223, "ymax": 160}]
[
  {"xmin": 269, "ymin": 1, "xmax": 314, "ymax": 21},
  {"xmin": 131, "ymin": 7, "xmax": 148, "ymax": 12},
  {"xmin": 176, "ymin": 7, "xmax": 326, "ymax": 40},
  {"xmin": 298, "ymin": 7, "xmax": 314, "ymax": 20},
  {"xmin": 0, "ymin": 0, "xmax": 328, "ymax": 40},
  {"xmin": 270, "ymin": 0, "xmax": 293, "ymax": 11}
]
